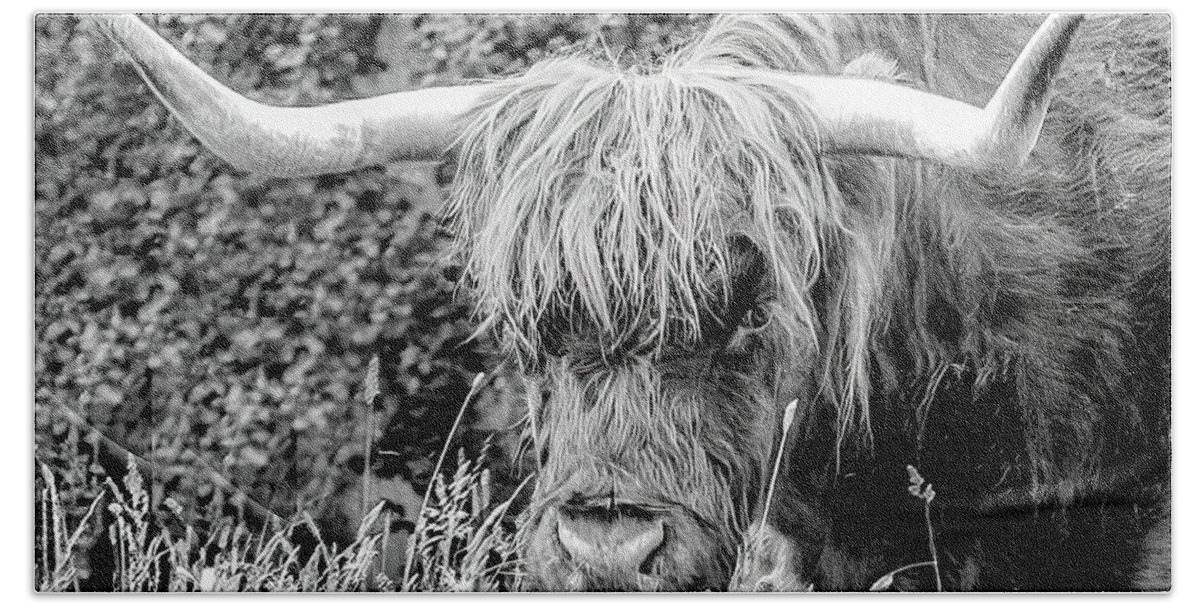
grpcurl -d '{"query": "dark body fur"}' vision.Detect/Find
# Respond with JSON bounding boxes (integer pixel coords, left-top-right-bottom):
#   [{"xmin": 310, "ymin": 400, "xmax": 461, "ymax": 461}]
[
  {"xmin": 768, "ymin": 14, "xmax": 1171, "ymax": 591},
  {"xmin": 450, "ymin": 14, "xmax": 1170, "ymax": 591}
]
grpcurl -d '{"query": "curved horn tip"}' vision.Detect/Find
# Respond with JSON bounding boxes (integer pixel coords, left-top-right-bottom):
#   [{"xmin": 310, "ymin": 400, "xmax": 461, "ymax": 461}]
[
  {"xmin": 788, "ymin": 14, "xmax": 1087, "ymax": 170},
  {"xmin": 1045, "ymin": 13, "xmax": 1085, "ymax": 32},
  {"xmin": 1035, "ymin": 14, "xmax": 1085, "ymax": 57},
  {"xmin": 974, "ymin": 13, "xmax": 1086, "ymax": 169}
]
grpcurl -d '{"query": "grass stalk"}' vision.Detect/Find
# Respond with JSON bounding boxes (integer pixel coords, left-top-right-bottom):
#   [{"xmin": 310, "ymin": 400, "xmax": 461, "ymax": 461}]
[
  {"xmin": 760, "ymin": 399, "xmax": 798, "ymax": 530},
  {"xmin": 402, "ymin": 371, "xmax": 488, "ymax": 586}
]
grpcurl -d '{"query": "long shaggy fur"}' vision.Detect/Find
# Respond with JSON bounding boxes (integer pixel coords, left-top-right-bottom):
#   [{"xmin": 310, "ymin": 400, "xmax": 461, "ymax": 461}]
[
  {"xmin": 446, "ymin": 13, "xmax": 1169, "ymax": 590},
  {"xmin": 449, "ymin": 20, "xmax": 895, "ymax": 453}
]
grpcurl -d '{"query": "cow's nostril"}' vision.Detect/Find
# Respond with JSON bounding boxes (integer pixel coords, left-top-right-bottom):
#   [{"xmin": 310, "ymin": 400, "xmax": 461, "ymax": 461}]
[{"xmin": 556, "ymin": 510, "xmax": 666, "ymax": 573}]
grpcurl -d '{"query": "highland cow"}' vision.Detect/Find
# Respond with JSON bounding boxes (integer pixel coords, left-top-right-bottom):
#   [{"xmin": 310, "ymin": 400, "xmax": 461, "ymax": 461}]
[{"xmin": 94, "ymin": 13, "xmax": 1170, "ymax": 591}]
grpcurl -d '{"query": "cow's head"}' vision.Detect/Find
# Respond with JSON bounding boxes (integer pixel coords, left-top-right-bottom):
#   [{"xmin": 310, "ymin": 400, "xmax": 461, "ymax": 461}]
[{"xmin": 95, "ymin": 13, "xmax": 1082, "ymax": 591}]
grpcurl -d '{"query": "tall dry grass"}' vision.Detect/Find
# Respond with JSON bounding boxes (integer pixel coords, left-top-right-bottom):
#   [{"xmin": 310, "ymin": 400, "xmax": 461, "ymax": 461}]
[{"xmin": 36, "ymin": 446, "xmax": 522, "ymax": 592}]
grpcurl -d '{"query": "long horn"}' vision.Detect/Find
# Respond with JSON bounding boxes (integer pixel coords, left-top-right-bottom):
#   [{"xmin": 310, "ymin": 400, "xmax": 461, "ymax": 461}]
[
  {"xmin": 92, "ymin": 14, "xmax": 496, "ymax": 177},
  {"xmin": 785, "ymin": 14, "xmax": 1083, "ymax": 168}
]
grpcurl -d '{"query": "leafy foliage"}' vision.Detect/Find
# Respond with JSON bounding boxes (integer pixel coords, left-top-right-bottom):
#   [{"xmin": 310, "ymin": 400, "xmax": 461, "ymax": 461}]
[{"xmin": 35, "ymin": 13, "xmax": 703, "ymax": 590}]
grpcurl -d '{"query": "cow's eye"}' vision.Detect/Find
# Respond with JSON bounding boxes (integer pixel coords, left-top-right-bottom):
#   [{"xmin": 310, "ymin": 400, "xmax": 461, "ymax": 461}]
[
  {"xmin": 739, "ymin": 303, "xmax": 769, "ymax": 332},
  {"xmin": 727, "ymin": 302, "xmax": 769, "ymax": 351}
]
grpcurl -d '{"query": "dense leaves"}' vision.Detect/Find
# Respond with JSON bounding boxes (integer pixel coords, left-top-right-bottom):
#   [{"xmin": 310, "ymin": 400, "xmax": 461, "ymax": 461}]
[{"xmin": 35, "ymin": 13, "xmax": 703, "ymax": 582}]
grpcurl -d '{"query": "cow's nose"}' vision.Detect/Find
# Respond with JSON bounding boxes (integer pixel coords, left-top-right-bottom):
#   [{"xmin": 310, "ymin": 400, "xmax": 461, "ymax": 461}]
[{"xmin": 556, "ymin": 507, "xmax": 666, "ymax": 573}]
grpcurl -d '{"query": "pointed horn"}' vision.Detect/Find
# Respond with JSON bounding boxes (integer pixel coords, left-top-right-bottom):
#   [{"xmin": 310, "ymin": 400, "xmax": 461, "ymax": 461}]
[
  {"xmin": 92, "ymin": 14, "xmax": 496, "ymax": 177},
  {"xmin": 780, "ymin": 14, "xmax": 1083, "ymax": 168}
]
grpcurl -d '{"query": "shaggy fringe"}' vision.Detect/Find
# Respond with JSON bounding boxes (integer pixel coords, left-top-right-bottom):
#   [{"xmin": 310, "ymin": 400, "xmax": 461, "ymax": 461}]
[
  {"xmin": 448, "ymin": 14, "xmax": 1167, "ymax": 479},
  {"xmin": 448, "ymin": 15, "xmax": 910, "ymax": 450}
]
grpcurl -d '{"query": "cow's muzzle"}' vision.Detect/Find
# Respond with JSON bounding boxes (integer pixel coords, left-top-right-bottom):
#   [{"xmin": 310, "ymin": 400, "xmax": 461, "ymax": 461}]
[
  {"xmin": 555, "ymin": 503, "xmax": 667, "ymax": 575},
  {"xmin": 524, "ymin": 497, "xmax": 732, "ymax": 591}
]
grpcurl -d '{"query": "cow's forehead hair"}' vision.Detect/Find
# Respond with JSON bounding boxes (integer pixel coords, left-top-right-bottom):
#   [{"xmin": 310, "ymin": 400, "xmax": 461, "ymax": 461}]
[
  {"xmin": 445, "ymin": 16, "xmax": 895, "ymax": 456},
  {"xmin": 448, "ymin": 55, "xmax": 844, "ymax": 363}
]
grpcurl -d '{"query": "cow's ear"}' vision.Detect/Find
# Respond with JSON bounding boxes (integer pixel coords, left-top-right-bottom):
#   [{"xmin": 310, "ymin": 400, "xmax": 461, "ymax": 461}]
[{"xmin": 841, "ymin": 52, "xmax": 910, "ymax": 85}]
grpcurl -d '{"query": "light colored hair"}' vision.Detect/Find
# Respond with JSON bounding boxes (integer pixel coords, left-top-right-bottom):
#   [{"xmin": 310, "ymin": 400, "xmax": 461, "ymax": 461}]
[
  {"xmin": 449, "ymin": 14, "xmax": 1150, "ymax": 483},
  {"xmin": 447, "ymin": 17, "xmax": 894, "ymax": 453}
]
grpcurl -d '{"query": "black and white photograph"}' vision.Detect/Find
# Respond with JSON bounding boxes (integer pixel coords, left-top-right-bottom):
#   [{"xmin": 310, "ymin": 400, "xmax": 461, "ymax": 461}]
[{"xmin": 32, "ymin": 10, "xmax": 1171, "ymax": 592}]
